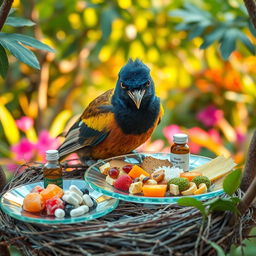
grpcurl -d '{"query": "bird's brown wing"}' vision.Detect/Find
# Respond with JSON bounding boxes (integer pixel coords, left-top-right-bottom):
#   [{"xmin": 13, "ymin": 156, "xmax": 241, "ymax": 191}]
[{"xmin": 58, "ymin": 89, "xmax": 115, "ymax": 159}]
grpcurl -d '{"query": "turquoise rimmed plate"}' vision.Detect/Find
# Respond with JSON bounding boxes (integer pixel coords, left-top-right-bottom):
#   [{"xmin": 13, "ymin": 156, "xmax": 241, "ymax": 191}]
[
  {"xmin": 0, "ymin": 179, "xmax": 119, "ymax": 224},
  {"xmin": 85, "ymin": 153, "xmax": 224, "ymax": 204}
]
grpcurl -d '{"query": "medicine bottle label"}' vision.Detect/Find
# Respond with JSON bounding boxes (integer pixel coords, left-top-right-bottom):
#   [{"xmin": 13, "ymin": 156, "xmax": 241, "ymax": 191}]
[
  {"xmin": 44, "ymin": 177, "xmax": 63, "ymax": 188},
  {"xmin": 170, "ymin": 153, "xmax": 190, "ymax": 172}
]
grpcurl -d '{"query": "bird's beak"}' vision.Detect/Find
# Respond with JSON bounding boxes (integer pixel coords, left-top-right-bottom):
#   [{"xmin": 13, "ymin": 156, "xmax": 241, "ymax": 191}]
[{"xmin": 127, "ymin": 89, "xmax": 146, "ymax": 109}]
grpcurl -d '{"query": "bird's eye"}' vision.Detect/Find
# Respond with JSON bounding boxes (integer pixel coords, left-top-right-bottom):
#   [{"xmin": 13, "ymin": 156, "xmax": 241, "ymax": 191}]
[
  {"xmin": 146, "ymin": 80, "xmax": 151, "ymax": 87},
  {"xmin": 120, "ymin": 82, "xmax": 126, "ymax": 89}
]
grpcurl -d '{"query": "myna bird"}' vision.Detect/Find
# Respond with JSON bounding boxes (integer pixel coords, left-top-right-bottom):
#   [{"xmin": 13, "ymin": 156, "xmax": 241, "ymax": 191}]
[{"xmin": 58, "ymin": 59, "xmax": 164, "ymax": 161}]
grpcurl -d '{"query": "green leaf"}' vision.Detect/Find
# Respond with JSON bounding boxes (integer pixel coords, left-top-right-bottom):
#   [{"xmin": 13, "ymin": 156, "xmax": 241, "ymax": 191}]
[
  {"xmin": 208, "ymin": 198, "xmax": 238, "ymax": 213},
  {"xmin": 0, "ymin": 44, "xmax": 9, "ymax": 78},
  {"xmin": 236, "ymin": 30, "xmax": 255, "ymax": 55},
  {"xmin": 188, "ymin": 22, "xmax": 210, "ymax": 40},
  {"xmin": 220, "ymin": 28, "xmax": 238, "ymax": 59},
  {"xmin": 249, "ymin": 21, "xmax": 256, "ymax": 37},
  {"xmin": 200, "ymin": 26, "xmax": 226, "ymax": 49},
  {"xmin": 205, "ymin": 240, "xmax": 226, "ymax": 256},
  {"xmin": 183, "ymin": 3, "xmax": 212, "ymax": 19},
  {"xmin": 178, "ymin": 197, "xmax": 206, "ymax": 217},
  {"xmin": 175, "ymin": 22, "xmax": 193, "ymax": 31},
  {"xmin": 223, "ymin": 169, "xmax": 242, "ymax": 196},
  {"xmin": 5, "ymin": 17, "xmax": 35, "ymax": 27},
  {"xmin": 0, "ymin": 33, "xmax": 54, "ymax": 52},
  {"xmin": 0, "ymin": 37, "xmax": 40, "ymax": 69},
  {"xmin": 100, "ymin": 8, "xmax": 117, "ymax": 41},
  {"xmin": 170, "ymin": 9, "xmax": 207, "ymax": 23}
]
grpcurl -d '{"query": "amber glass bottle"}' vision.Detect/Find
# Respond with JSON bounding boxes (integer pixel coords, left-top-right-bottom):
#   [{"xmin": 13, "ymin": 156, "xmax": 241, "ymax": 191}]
[
  {"xmin": 43, "ymin": 150, "xmax": 63, "ymax": 188},
  {"xmin": 170, "ymin": 133, "xmax": 190, "ymax": 172}
]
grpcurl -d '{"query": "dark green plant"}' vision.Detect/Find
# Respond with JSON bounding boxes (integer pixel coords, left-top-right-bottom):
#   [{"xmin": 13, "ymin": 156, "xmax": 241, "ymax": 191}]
[
  {"xmin": 170, "ymin": 2, "xmax": 256, "ymax": 59},
  {"xmin": 0, "ymin": 2, "xmax": 54, "ymax": 78},
  {"xmin": 178, "ymin": 169, "xmax": 242, "ymax": 217}
]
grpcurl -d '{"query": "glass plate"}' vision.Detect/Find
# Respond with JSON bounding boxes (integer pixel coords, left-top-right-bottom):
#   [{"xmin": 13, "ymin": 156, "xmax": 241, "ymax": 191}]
[
  {"xmin": 0, "ymin": 179, "xmax": 119, "ymax": 224},
  {"xmin": 84, "ymin": 153, "xmax": 224, "ymax": 204}
]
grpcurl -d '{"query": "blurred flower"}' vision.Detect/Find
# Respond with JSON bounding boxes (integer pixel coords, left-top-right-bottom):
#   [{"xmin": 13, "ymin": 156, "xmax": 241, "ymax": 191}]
[
  {"xmin": 163, "ymin": 125, "xmax": 201, "ymax": 154},
  {"xmin": 16, "ymin": 116, "xmax": 34, "ymax": 132},
  {"xmin": 36, "ymin": 130, "xmax": 60, "ymax": 160},
  {"xmin": 137, "ymin": 139, "xmax": 169, "ymax": 152},
  {"xmin": 196, "ymin": 105, "xmax": 223, "ymax": 127},
  {"xmin": 10, "ymin": 130, "xmax": 60, "ymax": 164},
  {"xmin": 163, "ymin": 124, "xmax": 181, "ymax": 143},
  {"xmin": 189, "ymin": 127, "xmax": 230, "ymax": 157},
  {"xmin": 235, "ymin": 128, "xmax": 246, "ymax": 144},
  {"xmin": 11, "ymin": 138, "xmax": 35, "ymax": 162}
]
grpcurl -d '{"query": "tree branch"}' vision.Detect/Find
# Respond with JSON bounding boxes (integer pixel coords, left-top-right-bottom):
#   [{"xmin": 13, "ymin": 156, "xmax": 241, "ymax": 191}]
[
  {"xmin": 240, "ymin": 130, "xmax": 256, "ymax": 192},
  {"xmin": 243, "ymin": 0, "xmax": 256, "ymax": 29},
  {"xmin": 238, "ymin": 176, "xmax": 256, "ymax": 217},
  {"xmin": 0, "ymin": 0, "xmax": 13, "ymax": 31}
]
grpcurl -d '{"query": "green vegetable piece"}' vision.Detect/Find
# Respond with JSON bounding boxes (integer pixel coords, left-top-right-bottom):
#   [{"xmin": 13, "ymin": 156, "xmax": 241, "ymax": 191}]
[
  {"xmin": 192, "ymin": 176, "xmax": 211, "ymax": 189},
  {"xmin": 168, "ymin": 177, "xmax": 190, "ymax": 192}
]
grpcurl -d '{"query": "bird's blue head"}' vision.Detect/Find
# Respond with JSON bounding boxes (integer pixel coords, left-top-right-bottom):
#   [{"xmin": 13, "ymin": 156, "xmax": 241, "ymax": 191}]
[{"xmin": 112, "ymin": 59, "xmax": 156, "ymax": 110}]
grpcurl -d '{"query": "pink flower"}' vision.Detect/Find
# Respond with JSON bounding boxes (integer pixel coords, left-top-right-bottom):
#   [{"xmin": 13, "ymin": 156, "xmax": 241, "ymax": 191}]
[
  {"xmin": 11, "ymin": 138, "xmax": 36, "ymax": 162},
  {"xmin": 208, "ymin": 129, "xmax": 222, "ymax": 144},
  {"xmin": 36, "ymin": 130, "xmax": 60, "ymax": 160},
  {"xmin": 16, "ymin": 116, "xmax": 34, "ymax": 132},
  {"xmin": 235, "ymin": 129, "xmax": 246, "ymax": 144},
  {"xmin": 163, "ymin": 125, "xmax": 181, "ymax": 144},
  {"xmin": 137, "ymin": 139, "xmax": 169, "ymax": 152},
  {"xmin": 163, "ymin": 125, "xmax": 201, "ymax": 154},
  {"xmin": 196, "ymin": 105, "xmax": 224, "ymax": 127}
]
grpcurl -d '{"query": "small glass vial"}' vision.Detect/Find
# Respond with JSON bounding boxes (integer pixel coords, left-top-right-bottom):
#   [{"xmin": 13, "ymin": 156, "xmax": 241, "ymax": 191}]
[
  {"xmin": 170, "ymin": 133, "xmax": 190, "ymax": 172},
  {"xmin": 43, "ymin": 150, "xmax": 63, "ymax": 188}
]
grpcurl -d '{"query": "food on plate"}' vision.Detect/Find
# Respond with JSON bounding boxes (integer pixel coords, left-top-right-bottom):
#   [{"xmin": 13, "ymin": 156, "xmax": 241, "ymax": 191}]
[
  {"xmin": 22, "ymin": 184, "xmax": 97, "ymax": 218},
  {"xmin": 142, "ymin": 184, "xmax": 167, "ymax": 197},
  {"xmin": 140, "ymin": 156, "xmax": 172, "ymax": 174},
  {"xmin": 193, "ymin": 183, "xmax": 208, "ymax": 195},
  {"xmin": 191, "ymin": 155, "xmax": 236, "ymax": 181},
  {"xmin": 155, "ymin": 166, "xmax": 183, "ymax": 181},
  {"xmin": 128, "ymin": 165, "xmax": 150, "ymax": 179},
  {"xmin": 168, "ymin": 177, "xmax": 190, "ymax": 192},
  {"xmin": 151, "ymin": 170, "xmax": 165, "ymax": 183},
  {"xmin": 192, "ymin": 176, "xmax": 211, "ymax": 189},
  {"xmin": 129, "ymin": 181, "xmax": 143, "ymax": 194},
  {"xmin": 180, "ymin": 171, "xmax": 202, "ymax": 181},
  {"xmin": 113, "ymin": 174, "xmax": 133, "ymax": 191},
  {"xmin": 98, "ymin": 155, "xmax": 236, "ymax": 198},
  {"xmin": 45, "ymin": 196, "xmax": 64, "ymax": 215},
  {"xmin": 169, "ymin": 184, "xmax": 180, "ymax": 196},
  {"xmin": 40, "ymin": 184, "xmax": 64, "ymax": 203},
  {"xmin": 23, "ymin": 193, "xmax": 45, "ymax": 213},
  {"xmin": 31, "ymin": 185, "xmax": 44, "ymax": 193},
  {"xmin": 181, "ymin": 182, "xmax": 197, "ymax": 196}
]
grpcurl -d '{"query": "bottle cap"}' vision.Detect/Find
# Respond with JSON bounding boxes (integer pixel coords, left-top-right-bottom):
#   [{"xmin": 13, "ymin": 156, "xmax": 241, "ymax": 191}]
[
  {"xmin": 173, "ymin": 133, "xmax": 188, "ymax": 144},
  {"xmin": 46, "ymin": 150, "xmax": 59, "ymax": 161}
]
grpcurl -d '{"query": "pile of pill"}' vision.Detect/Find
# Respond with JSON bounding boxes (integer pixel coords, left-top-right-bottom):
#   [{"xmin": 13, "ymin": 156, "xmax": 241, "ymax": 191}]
[{"xmin": 55, "ymin": 185, "xmax": 96, "ymax": 218}]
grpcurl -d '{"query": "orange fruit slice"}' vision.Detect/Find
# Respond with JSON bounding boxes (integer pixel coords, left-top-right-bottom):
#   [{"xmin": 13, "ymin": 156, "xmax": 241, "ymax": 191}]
[
  {"xmin": 142, "ymin": 184, "xmax": 167, "ymax": 197},
  {"xmin": 193, "ymin": 183, "xmax": 207, "ymax": 195},
  {"xmin": 23, "ymin": 193, "xmax": 45, "ymax": 212},
  {"xmin": 180, "ymin": 172, "xmax": 202, "ymax": 181},
  {"xmin": 128, "ymin": 165, "xmax": 150, "ymax": 179},
  {"xmin": 40, "ymin": 184, "xmax": 63, "ymax": 203}
]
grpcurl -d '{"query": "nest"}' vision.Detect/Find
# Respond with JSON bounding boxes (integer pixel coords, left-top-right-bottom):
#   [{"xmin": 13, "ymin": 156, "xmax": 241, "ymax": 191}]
[{"xmin": 0, "ymin": 164, "xmax": 255, "ymax": 256}]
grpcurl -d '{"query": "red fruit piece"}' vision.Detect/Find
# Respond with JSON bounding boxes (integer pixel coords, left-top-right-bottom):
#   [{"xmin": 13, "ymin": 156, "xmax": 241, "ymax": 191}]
[
  {"xmin": 109, "ymin": 168, "xmax": 120, "ymax": 179},
  {"xmin": 45, "ymin": 196, "xmax": 64, "ymax": 216},
  {"xmin": 31, "ymin": 185, "xmax": 44, "ymax": 193},
  {"xmin": 114, "ymin": 174, "xmax": 133, "ymax": 191},
  {"xmin": 122, "ymin": 165, "xmax": 133, "ymax": 174}
]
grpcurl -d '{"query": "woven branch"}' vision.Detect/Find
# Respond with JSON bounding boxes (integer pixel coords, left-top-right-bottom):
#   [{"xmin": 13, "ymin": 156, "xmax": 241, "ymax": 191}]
[
  {"xmin": 243, "ymin": 0, "xmax": 256, "ymax": 29},
  {"xmin": 1, "ymin": 165, "xmax": 255, "ymax": 256}
]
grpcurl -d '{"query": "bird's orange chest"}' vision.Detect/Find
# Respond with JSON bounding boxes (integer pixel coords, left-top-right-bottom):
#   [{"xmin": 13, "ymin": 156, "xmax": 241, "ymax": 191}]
[{"xmin": 91, "ymin": 119, "xmax": 158, "ymax": 159}]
